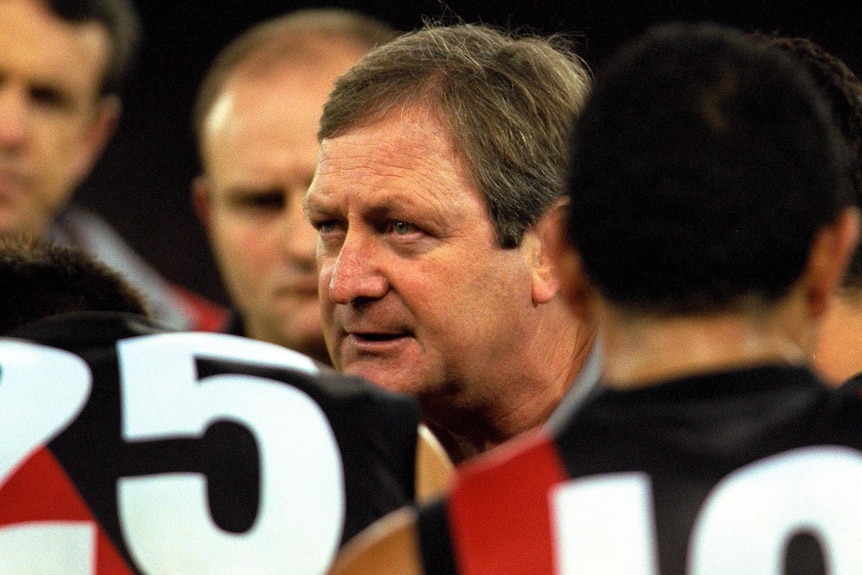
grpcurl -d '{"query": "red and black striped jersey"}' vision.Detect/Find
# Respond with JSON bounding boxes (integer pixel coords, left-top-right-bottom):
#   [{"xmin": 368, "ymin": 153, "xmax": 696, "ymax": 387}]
[
  {"xmin": 0, "ymin": 311, "xmax": 419, "ymax": 574},
  {"xmin": 419, "ymin": 365, "xmax": 862, "ymax": 575}
]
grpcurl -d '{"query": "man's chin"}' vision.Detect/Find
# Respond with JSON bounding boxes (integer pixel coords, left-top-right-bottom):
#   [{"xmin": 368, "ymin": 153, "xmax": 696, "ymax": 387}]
[
  {"xmin": 339, "ymin": 360, "xmax": 421, "ymax": 396},
  {"xmin": 0, "ymin": 217, "xmax": 42, "ymax": 239}
]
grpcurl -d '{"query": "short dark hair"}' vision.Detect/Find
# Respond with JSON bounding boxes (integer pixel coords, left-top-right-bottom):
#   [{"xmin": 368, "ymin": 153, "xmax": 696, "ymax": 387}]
[
  {"xmin": 751, "ymin": 33, "xmax": 862, "ymax": 290},
  {"xmin": 566, "ymin": 22, "xmax": 852, "ymax": 314},
  {"xmin": 0, "ymin": 238, "xmax": 149, "ymax": 333},
  {"xmin": 45, "ymin": 0, "xmax": 142, "ymax": 95},
  {"xmin": 319, "ymin": 22, "xmax": 592, "ymax": 248}
]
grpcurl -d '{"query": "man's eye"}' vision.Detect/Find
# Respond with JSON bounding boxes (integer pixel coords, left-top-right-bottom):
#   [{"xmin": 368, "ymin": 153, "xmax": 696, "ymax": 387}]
[
  {"xmin": 391, "ymin": 221, "xmax": 414, "ymax": 235},
  {"xmin": 235, "ymin": 193, "xmax": 284, "ymax": 211},
  {"xmin": 318, "ymin": 220, "xmax": 336, "ymax": 234},
  {"xmin": 251, "ymin": 194, "xmax": 284, "ymax": 209},
  {"xmin": 29, "ymin": 86, "xmax": 70, "ymax": 110}
]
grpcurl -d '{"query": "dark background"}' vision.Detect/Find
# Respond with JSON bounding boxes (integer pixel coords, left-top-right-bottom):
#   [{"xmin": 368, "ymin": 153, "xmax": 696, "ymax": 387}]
[{"xmin": 75, "ymin": 0, "xmax": 862, "ymax": 306}]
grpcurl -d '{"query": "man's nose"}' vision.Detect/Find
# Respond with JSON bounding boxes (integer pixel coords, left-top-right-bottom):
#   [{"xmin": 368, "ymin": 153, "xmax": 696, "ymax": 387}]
[
  {"xmin": 325, "ymin": 230, "xmax": 389, "ymax": 304},
  {"xmin": 0, "ymin": 85, "xmax": 29, "ymax": 149}
]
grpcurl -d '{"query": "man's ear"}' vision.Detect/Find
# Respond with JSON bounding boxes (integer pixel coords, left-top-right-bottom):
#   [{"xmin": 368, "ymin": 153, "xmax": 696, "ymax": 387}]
[
  {"xmin": 71, "ymin": 95, "xmax": 120, "ymax": 186},
  {"xmin": 544, "ymin": 202, "xmax": 595, "ymax": 321},
  {"xmin": 528, "ymin": 199, "xmax": 567, "ymax": 305},
  {"xmin": 191, "ymin": 176, "xmax": 214, "ymax": 229},
  {"xmin": 803, "ymin": 206, "xmax": 861, "ymax": 318}
]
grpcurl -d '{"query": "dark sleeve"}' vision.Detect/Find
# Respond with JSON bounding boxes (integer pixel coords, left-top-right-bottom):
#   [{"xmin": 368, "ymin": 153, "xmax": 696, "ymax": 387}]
[
  {"xmin": 839, "ymin": 372, "xmax": 862, "ymax": 397},
  {"xmin": 332, "ymin": 379, "xmax": 420, "ymax": 544},
  {"xmin": 377, "ymin": 390, "xmax": 421, "ymax": 499},
  {"xmin": 417, "ymin": 498, "xmax": 458, "ymax": 575}
]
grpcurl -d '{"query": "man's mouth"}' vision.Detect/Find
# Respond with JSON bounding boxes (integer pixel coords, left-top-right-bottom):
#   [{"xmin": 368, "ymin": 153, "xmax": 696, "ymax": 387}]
[{"xmin": 351, "ymin": 332, "xmax": 405, "ymax": 342}]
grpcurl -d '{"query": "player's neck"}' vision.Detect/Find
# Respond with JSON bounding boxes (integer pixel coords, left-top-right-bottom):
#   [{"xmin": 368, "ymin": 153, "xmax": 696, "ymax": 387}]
[{"xmin": 597, "ymin": 300, "xmax": 810, "ymax": 390}]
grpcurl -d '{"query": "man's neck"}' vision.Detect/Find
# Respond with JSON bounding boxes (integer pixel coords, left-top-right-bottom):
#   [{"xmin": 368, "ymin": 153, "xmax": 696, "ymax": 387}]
[
  {"xmin": 426, "ymin": 323, "xmax": 596, "ymax": 465},
  {"xmin": 598, "ymin": 301, "xmax": 810, "ymax": 390}
]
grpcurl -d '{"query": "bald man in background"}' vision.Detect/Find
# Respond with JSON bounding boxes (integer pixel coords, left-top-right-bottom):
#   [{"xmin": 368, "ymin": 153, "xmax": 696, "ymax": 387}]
[{"xmin": 193, "ymin": 8, "xmax": 398, "ymax": 364}]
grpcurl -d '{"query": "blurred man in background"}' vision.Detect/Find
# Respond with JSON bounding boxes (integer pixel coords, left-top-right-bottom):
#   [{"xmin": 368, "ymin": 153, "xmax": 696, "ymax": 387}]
[
  {"xmin": 0, "ymin": 0, "xmax": 224, "ymax": 330},
  {"xmin": 193, "ymin": 8, "xmax": 397, "ymax": 364}
]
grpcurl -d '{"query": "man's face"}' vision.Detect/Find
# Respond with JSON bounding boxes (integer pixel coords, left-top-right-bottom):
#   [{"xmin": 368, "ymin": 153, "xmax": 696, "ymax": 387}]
[
  {"xmin": 0, "ymin": 0, "xmax": 114, "ymax": 237},
  {"xmin": 306, "ymin": 105, "xmax": 538, "ymax": 404},
  {"xmin": 195, "ymin": 49, "xmax": 365, "ymax": 363}
]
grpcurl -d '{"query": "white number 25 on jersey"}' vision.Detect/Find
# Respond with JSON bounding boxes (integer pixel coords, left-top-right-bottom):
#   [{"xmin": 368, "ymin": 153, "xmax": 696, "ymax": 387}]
[{"xmin": 0, "ymin": 333, "xmax": 346, "ymax": 575}]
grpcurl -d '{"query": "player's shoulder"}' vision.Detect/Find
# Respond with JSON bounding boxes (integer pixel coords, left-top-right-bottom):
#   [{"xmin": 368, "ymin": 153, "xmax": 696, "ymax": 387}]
[
  {"xmin": 5, "ymin": 310, "xmax": 168, "ymax": 345},
  {"xmin": 452, "ymin": 429, "xmax": 565, "ymax": 500},
  {"xmin": 819, "ymin": 375, "xmax": 862, "ymax": 442},
  {"xmin": 838, "ymin": 372, "xmax": 862, "ymax": 398}
]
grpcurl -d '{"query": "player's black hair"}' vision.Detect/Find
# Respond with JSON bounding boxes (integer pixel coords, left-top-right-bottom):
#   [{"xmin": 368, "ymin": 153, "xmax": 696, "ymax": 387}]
[
  {"xmin": 566, "ymin": 22, "xmax": 852, "ymax": 314},
  {"xmin": 0, "ymin": 237, "xmax": 149, "ymax": 333}
]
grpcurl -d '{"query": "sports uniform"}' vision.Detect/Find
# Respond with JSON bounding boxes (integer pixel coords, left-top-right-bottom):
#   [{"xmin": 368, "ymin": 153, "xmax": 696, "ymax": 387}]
[
  {"xmin": 841, "ymin": 372, "xmax": 862, "ymax": 396},
  {"xmin": 418, "ymin": 365, "xmax": 862, "ymax": 575},
  {"xmin": 0, "ymin": 312, "xmax": 418, "ymax": 574}
]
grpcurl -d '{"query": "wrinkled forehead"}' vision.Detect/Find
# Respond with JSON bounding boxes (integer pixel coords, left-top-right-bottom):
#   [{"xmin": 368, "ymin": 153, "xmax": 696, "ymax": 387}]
[{"xmin": 306, "ymin": 105, "xmax": 477, "ymax": 213}]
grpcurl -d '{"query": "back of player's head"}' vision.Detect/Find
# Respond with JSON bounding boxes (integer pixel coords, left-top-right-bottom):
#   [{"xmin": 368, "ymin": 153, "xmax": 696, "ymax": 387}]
[
  {"xmin": 0, "ymin": 237, "xmax": 149, "ymax": 333},
  {"xmin": 566, "ymin": 22, "xmax": 852, "ymax": 314}
]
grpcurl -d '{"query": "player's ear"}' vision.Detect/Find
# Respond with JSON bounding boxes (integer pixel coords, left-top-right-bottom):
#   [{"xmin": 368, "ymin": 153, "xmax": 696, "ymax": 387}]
[{"xmin": 803, "ymin": 206, "xmax": 861, "ymax": 318}]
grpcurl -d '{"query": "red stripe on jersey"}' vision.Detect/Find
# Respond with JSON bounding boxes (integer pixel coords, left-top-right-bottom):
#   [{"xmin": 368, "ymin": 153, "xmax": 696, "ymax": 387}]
[
  {"xmin": 0, "ymin": 447, "xmax": 135, "ymax": 574},
  {"xmin": 448, "ymin": 430, "xmax": 568, "ymax": 575}
]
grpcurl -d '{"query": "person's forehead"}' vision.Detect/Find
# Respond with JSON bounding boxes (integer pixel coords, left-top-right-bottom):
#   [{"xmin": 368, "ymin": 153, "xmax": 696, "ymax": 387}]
[
  {"xmin": 217, "ymin": 56, "xmax": 345, "ymax": 122},
  {"xmin": 318, "ymin": 107, "xmax": 466, "ymax": 184},
  {"xmin": 204, "ymin": 43, "xmax": 365, "ymax": 141},
  {"xmin": 308, "ymin": 106, "xmax": 485, "ymax": 219},
  {"xmin": 0, "ymin": 0, "xmax": 111, "ymax": 98},
  {"xmin": 201, "ymin": 69, "xmax": 335, "ymax": 184},
  {"xmin": 239, "ymin": 34, "xmax": 370, "ymax": 76}
]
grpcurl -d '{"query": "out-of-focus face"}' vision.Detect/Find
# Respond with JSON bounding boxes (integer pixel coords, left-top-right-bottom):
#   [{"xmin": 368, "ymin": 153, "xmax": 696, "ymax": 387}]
[
  {"xmin": 195, "ymin": 46, "xmax": 367, "ymax": 364},
  {"xmin": 306, "ymin": 105, "xmax": 539, "ymax": 405},
  {"xmin": 0, "ymin": 0, "xmax": 114, "ymax": 238}
]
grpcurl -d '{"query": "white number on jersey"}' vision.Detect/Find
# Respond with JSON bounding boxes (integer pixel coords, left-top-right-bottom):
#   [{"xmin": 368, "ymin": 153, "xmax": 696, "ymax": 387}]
[
  {"xmin": 0, "ymin": 341, "xmax": 93, "ymax": 574},
  {"xmin": 0, "ymin": 333, "xmax": 347, "ymax": 575},
  {"xmin": 553, "ymin": 446, "xmax": 862, "ymax": 575}
]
